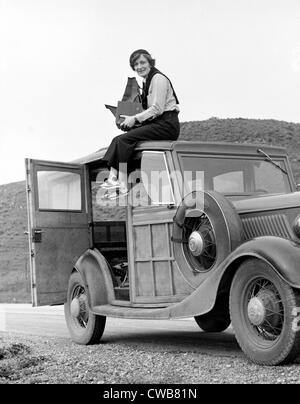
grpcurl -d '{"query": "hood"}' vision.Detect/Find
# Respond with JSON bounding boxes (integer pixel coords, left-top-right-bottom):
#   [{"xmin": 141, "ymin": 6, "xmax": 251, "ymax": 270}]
[{"xmin": 232, "ymin": 192, "xmax": 300, "ymax": 214}]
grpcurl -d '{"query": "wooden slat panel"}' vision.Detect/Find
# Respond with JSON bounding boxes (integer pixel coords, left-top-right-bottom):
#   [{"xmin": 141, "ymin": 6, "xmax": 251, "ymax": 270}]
[
  {"xmin": 151, "ymin": 224, "xmax": 168, "ymax": 258},
  {"xmin": 126, "ymin": 205, "xmax": 135, "ymax": 303},
  {"xmin": 133, "ymin": 218, "xmax": 174, "ymax": 226},
  {"xmin": 134, "ymin": 225, "xmax": 151, "ymax": 260},
  {"xmin": 166, "ymin": 223, "xmax": 175, "ymax": 295},
  {"xmin": 153, "ymin": 261, "xmax": 172, "ymax": 296},
  {"xmin": 132, "ymin": 207, "xmax": 192, "ymax": 303},
  {"xmin": 168, "ymin": 222, "xmax": 175, "ymax": 258},
  {"xmin": 149, "ymin": 224, "xmax": 155, "ymax": 295},
  {"xmin": 135, "ymin": 257, "xmax": 175, "ymax": 262},
  {"xmin": 136, "ymin": 262, "xmax": 154, "ymax": 297}
]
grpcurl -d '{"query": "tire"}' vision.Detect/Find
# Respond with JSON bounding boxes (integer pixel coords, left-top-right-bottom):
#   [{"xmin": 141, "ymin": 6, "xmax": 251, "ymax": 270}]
[
  {"xmin": 172, "ymin": 190, "xmax": 243, "ymax": 288},
  {"xmin": 64, "ymin": 271, "xmax": 106, "ymax": 345},
  {"xmin": 230, "ymin": 258, "xmax": 300, "ymax": 365},
  {"xmin": 194, "ymin": 293, "xmax": 231, "ymax": 332},
  {"xmin": 194, "ymin": 314, "xmax": 230, "ymax": 332}
]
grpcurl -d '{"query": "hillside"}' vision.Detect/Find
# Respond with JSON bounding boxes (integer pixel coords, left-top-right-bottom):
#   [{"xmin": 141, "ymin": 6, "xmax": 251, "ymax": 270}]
[
  {"xmin": 1, "ymin": 117, "xmax": 300, "ymax": 303},
  {"xmin": 179, "ymin": 118, "xmax": 300, "ymax": 181},
  {"xmin": 0, "ymin": 181, "xmax": 30, "ymax": 302}
]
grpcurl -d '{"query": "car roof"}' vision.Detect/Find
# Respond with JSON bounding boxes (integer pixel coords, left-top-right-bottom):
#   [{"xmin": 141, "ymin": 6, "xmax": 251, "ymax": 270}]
[{"xmin": 72, "ymin": 140, "xmax": 287, "ymax": 165}]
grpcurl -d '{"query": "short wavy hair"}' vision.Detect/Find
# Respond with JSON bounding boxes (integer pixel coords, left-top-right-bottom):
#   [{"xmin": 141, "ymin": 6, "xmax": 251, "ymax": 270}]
[{"xmin": 129, "ymin": 49, "xmax": 156, "ymax": 70}]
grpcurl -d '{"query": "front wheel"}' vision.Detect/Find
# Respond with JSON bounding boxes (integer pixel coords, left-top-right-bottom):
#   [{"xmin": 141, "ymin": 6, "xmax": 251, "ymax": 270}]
[
  {"xmin": 230, "ymin": 259, "xmax": 300, "ymax": 365},
  {"xmin": 64, "ymin": 271, "xmax": 106, "ymax": 345}
]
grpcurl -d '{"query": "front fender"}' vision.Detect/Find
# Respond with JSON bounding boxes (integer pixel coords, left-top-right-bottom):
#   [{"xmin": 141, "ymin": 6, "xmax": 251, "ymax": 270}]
[
  {"xmin": 230, "ymin": 236, "xmax": 300, "ymax": 288},
  {"xmin": 169, "ymin": 236, "xmax": 300, "ymax": 318},
  {"xmin": 74, "ymin": 248, "xmax": 115, "ymax": 308}
]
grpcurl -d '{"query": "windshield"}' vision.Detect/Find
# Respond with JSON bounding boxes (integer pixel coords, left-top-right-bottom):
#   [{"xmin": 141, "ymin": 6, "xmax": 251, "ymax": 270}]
[{"xmin": 179, "ymin": 155, "xmax": 291, "ymax": 196}]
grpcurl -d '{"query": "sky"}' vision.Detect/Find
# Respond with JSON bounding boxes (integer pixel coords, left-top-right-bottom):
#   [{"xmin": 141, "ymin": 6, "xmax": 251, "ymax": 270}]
[{"xmin": 0, "ymin": 0, "xmax": 300, "ymax": 185}]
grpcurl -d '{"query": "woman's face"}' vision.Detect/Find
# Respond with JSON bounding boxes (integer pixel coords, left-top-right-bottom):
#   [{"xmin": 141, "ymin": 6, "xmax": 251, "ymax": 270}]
[{"xmin": 133, "ymin": 55, "xmax": 151, "ymax": 78}]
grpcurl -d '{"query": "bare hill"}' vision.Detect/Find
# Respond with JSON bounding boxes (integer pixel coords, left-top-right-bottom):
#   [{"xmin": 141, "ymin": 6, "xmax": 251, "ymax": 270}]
[
  {"xmin": 0, "ymin": 181, "xmax": 30, "ymax": 302},
  {"xmin": 179, "ymin": 118, "xmax": 300, "ymax": 181},
  {"xmin": 1, "ymin": 117, "xmax": 300, "ymax": 303}
]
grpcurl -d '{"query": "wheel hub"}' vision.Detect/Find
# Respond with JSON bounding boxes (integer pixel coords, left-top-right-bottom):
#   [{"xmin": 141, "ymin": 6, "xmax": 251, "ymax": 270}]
[
  {"xmin": 247, "ymin": 297, "xmax": 266, "ymax": 326},
  {"xmin": 188, "ymin": 231, "xmax": 204, "ymax": 256},
  {"xmin": 70, "ymin": 295, "xmax": 88, "ymax": 319},
  {"xmin": 70, "ymin": 297, "xmax": 81, "ymax": 318},
  {"xmin": 247, "ymin": 289, "xmax": 280, "ymax": 327}
]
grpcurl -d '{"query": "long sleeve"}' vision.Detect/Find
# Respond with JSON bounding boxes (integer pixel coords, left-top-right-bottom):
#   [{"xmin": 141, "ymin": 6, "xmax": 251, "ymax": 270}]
[{"xmin": 135, "ymin": 74, "xmax": 171, "ymax": 123}]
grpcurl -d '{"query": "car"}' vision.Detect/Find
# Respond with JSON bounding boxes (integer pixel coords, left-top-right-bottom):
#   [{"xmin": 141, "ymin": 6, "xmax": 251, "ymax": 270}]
[{"xmin": 25, "ymin": 140, "xmax": 300, "ymax": 365}]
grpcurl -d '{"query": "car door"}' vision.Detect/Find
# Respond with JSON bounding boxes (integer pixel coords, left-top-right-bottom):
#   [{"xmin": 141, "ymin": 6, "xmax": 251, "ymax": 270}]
[{"xmin": 25, "ymin": 158, "xmax": 91, "ymax": 306}]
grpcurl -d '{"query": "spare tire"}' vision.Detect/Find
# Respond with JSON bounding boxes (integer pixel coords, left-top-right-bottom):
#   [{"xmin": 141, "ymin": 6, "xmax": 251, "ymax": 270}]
[{"xmin": 172, "ymin": 190, "xmax": 243, "ymax": 288}]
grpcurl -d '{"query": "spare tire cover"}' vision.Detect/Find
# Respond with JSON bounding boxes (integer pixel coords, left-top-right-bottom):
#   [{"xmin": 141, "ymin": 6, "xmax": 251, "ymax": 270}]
[{"xmin": 172, "ymin": 190, "xmax": 243, "ymax": 288}]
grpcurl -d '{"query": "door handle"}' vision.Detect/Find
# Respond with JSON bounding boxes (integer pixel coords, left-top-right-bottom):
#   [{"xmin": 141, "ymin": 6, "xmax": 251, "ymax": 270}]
[{"xmin": 32, "ymin": 228, "xmax": 43, "ymax": 243}]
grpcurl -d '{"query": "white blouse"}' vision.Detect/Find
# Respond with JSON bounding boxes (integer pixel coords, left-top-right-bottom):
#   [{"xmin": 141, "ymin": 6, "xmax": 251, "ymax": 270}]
[{"xmin": 135, "ymin": 74, "xmax": 179, "ymax": 123}]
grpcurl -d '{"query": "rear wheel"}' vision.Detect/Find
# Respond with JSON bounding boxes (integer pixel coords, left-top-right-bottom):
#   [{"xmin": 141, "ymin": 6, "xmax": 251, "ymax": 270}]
[
  {"xmin": 194, "ymin": 313, "xmax": 230, "ymax": 332},
  {"xmin": 64, "ymin": 271, "xmax": 106, "ymax": 345},
  {"xmin": 194, "ymin": 293, "xmax": 231, "ymax": 332},
  {"xmin": 230, "ymin": 259, "xmax": 300, "ymax": 365}
]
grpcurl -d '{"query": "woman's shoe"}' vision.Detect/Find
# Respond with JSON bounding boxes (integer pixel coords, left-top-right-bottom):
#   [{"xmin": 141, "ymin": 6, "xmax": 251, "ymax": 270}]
[
  {"xmin": 107, "ymin": 188, "xmax": 129, "ymax": 200},
  {"xmin": 100, "ymin": 177, "xmax": 121, "ymax": 189}
]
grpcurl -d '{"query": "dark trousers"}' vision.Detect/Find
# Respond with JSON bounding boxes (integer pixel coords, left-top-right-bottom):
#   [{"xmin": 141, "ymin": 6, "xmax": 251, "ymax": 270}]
[{"xmin": 102, "ymin": 110, "xmax": 180, "ymax": 170}]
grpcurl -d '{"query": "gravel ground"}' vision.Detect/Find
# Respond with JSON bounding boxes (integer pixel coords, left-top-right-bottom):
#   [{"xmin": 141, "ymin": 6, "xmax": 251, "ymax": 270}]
[{"xmin": 0, "ymin": 331, "xmax": 300, "ymax": 384}]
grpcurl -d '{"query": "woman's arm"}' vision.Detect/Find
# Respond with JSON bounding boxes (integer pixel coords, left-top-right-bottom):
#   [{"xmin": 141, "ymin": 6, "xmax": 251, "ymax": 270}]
[{"xmin": 120, "ymin": 74, "xmax": 169, "ymax": 130}]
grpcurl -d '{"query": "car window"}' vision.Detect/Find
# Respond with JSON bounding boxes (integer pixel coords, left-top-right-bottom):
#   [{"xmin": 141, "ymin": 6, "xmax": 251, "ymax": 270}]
[
  {"xmin": 37, "ymin": 171, "xmax": 81, "ymax": 210},
  {"xmin": 89, "ymin": 168, "xmax": 127, "ymax": 220},
  {"xmin": 180, "ymin": 155, "xmax": 291, "ymax": 195},
  {"xmin": 213, "ymin": 171, "xmax": 244, "ymax": 193},
  {"xmin": 253, "ymin": 161, "xmax": 287, "ymax": 194},
  {"xmin": 141, "ymin": 152, "xmax": 175, "ymax": 205}
]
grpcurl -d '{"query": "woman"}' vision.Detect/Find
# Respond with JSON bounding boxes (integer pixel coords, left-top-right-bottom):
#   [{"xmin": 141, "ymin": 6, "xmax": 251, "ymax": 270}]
[{"xmin": 101, "ymin": 49, "xmax": 180, "ymax": 199}]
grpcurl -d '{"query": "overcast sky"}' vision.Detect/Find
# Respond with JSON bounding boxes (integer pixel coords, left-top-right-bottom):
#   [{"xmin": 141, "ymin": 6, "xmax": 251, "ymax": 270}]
[{"xmin": 0, "ymin": 0, "xmax": 300, "ymax": 185}]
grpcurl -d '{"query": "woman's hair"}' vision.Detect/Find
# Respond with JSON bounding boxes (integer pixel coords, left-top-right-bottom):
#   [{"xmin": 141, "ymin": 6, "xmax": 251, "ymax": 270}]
[{"xmin": 129, "ymin": 49, "xmax": 156, "ymax": 70}]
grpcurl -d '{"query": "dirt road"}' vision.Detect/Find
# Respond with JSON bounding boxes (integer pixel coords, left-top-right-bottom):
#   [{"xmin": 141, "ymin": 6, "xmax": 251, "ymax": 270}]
[
  {"xmin": 0, "ymin": 304, "xmax": 240, "ymax": 357},
  {"xmin": 1, "ymin": 304, "xmax": 300, "ymax": 384}
]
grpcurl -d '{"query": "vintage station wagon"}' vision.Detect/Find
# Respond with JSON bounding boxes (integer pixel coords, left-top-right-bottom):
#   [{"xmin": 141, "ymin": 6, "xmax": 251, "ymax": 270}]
[{"xmin": 25, "ymin": 141, "xmax": 300, "ymax": 365}]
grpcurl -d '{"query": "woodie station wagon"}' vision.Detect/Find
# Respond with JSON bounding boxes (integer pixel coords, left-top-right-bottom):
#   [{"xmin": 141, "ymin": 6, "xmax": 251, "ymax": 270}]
[{"xmin": 25, "ymin": 140, "xmax": 300, "ymax": 365}]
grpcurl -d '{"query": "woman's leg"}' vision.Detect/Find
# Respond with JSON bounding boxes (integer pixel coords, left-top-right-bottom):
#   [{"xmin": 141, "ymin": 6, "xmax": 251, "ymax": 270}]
[
  {"xmin": 102, "ymin": 112, "xmax": 180, "ymax": 191},
  {"xmin": 108, "ymin": 167, "xmax": 118, "ymax": 181}
]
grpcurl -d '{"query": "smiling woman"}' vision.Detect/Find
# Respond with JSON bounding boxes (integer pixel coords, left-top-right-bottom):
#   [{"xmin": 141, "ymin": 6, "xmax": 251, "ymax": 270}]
[{"xmin": 101, "ymin": 49, "xmax": 180, "ymax": 200}]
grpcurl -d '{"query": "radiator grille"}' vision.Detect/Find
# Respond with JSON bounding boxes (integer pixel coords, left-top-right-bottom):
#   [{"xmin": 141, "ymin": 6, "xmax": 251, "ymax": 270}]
[{"xmin": 242, "ymin": 214, "xmax": 293, "ymax": 240}]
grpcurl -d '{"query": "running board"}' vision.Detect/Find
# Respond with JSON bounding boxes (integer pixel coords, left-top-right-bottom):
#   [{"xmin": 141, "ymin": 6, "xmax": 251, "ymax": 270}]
[{"xmin": 92, "ymin": 304, "xmax": 173, "ymax": 319}]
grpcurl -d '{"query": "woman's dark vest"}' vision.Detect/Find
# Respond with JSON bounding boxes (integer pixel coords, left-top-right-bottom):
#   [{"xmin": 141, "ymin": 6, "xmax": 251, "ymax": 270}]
[{"xmin": 141, "ymin": 67, "xmax": 179, "ymax": 110}]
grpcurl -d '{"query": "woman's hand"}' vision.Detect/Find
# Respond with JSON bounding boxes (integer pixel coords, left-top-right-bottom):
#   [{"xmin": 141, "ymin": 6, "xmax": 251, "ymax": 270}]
[{"xmin": 120, "ymin": 115, "xmax": 136, "ymax": 130}]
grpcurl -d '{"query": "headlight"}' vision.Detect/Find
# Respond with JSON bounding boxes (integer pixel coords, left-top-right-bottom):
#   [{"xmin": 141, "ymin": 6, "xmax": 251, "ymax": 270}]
[{"xmin": 293, "ymin": 215, "xmax": 300, "ymax": 238}]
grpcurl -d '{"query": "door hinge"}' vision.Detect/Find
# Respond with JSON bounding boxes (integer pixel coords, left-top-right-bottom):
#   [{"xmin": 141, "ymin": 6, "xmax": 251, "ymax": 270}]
[
  {"xmin": 27, "ymin": 185, "xmax": 31, "ymax": 192},
  {"xmin": 31, "ymin": 249, "xmax": 35, "ymax": 257}
]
